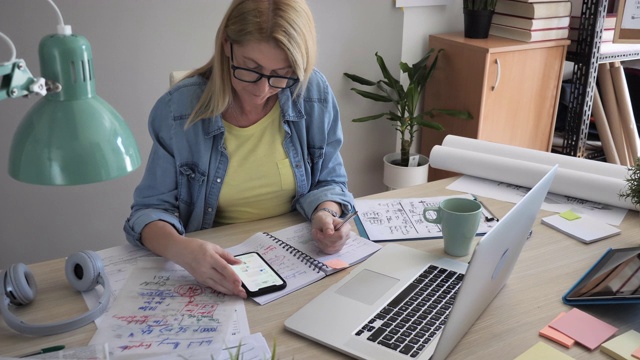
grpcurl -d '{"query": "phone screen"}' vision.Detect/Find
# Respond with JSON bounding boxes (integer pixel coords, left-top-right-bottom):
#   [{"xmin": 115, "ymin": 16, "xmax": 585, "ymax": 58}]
[{"xmin": 231, "ymin": 252, "xmax": 287, "ymax": 296}]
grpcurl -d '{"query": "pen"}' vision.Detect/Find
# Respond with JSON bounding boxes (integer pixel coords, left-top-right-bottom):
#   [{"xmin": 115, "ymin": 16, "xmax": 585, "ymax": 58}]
[
  {"xmin": 335, "ymin": 211, "xmax": 358, "ymax": 230},
  {"xmin": 19, "ymin": 345, "xmax": 65, "ymax": 358},
  {"xmin": 472, "ymin": 196, "xmax": 499, "ymax": 222}
]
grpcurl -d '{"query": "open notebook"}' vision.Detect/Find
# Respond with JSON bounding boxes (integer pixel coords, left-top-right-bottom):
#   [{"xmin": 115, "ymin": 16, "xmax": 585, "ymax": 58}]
[{"xmin": 226, "ymin": 222, "xmax": 381, "ymax": 305}]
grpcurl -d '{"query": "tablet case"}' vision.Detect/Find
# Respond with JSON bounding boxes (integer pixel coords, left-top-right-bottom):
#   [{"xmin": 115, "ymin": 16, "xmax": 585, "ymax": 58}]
[{"xmin": 563, "ymin": 247, "xmax": 640, "ymax": 305}]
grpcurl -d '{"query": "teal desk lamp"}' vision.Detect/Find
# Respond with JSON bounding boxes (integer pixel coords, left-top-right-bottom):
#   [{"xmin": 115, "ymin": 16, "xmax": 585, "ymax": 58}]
[{"xmin": 1, "ymin": 0, "xmax": 140, "ymax": 185}]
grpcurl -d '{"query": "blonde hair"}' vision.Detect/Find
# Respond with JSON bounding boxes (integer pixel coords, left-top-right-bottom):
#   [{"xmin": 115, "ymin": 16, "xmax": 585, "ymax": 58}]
[{"xmin": 185, "ymin": 0, "xmax": 317, "ymax": 127}]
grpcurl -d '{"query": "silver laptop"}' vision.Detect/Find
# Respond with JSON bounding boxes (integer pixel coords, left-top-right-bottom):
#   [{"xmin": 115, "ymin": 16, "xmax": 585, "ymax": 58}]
[{"xmin": 285, "ymin": 165, "xmax": 558, "ymax": 360}]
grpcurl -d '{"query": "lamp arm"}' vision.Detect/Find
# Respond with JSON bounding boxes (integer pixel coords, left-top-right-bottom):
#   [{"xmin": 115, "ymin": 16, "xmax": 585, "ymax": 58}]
[
  {"xmin": 1, "ymin": 30, "xmax": 48, "ymax": 101},
  {"xmin": 0, "ymin": 59, "xmax": 48, "ymax": 102}
]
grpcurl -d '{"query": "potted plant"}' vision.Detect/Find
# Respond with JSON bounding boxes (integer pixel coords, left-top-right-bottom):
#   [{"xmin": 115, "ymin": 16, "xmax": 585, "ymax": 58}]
[
  {"xmin": 463, "ymin": 0, "xmax": 498, "ymax": 39},
  {"xmin": 344, "ymin": 49, "xmax": 472, "ymax": 188},
  {"xmin": 619, "ymin": 157, "xmax": 640, "ymax": 209}
]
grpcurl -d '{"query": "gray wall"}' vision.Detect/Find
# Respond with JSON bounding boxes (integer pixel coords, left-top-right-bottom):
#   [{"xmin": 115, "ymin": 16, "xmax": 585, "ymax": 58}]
[{"xmin": 0, "ymin": 1, "xmax": 463, "ymax": 268}]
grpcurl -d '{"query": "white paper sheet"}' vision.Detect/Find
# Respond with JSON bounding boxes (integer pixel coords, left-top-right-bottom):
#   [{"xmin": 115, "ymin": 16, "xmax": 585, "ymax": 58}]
[{"xmin": 354, "ymin": 194, "xmax": 497, "ymax": 241}]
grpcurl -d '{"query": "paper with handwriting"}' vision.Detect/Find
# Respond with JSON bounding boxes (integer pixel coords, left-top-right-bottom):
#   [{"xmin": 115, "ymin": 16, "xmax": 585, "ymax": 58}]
[
  {"xmin": 90, "ymin": 257, "xmax": 244, "ymax": 358},
  {"xmin": 355, "ymin": 194, "xmax": 496, "ymax": 241}
]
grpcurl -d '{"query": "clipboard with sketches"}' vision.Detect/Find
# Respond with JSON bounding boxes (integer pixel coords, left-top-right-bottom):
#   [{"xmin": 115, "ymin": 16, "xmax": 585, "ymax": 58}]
[{"xmin": 354, "ymin": 194, "xmax": 497, "ymax": 242}]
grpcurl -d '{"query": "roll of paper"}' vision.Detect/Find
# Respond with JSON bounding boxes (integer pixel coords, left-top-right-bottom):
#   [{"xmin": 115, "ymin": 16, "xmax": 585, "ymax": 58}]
[
  {"xmin": 429, "ymin": 136, "xmax": 634, "ymax": 210},
  {"xmin": 441, "ymin": 135, "xmax": 629, "ymax": 179},
  {"xmin": 592, "ymin": 87, "xmax": 620, "ymax": 165}
]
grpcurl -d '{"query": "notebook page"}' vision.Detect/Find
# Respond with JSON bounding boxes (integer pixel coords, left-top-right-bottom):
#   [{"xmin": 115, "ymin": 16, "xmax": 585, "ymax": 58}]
[
  {"xmin": 270, "ymin": 222, "xmax": 382, "ymax": 274},
  {"xmin": 226, "ymin": 232, "xmax": 325, "ymax": 305}
]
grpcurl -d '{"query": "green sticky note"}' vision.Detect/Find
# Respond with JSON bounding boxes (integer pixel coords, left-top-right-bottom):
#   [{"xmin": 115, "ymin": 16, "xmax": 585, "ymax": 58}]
[{"xmin": 559, "ymin": 210, "xmax": 581, "ymax": 221}]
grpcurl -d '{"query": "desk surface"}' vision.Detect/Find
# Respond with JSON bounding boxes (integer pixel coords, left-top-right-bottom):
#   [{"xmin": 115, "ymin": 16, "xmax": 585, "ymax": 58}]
[{"xmin": 2, "ymin": 177, "xmax": 640, "ymax": 359}]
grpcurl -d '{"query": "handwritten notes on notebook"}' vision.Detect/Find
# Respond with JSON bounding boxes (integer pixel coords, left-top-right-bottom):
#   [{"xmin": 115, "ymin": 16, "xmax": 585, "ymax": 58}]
[{"xmin": 226, "ymin": 222, "xmax": 381, "ymax": 304}]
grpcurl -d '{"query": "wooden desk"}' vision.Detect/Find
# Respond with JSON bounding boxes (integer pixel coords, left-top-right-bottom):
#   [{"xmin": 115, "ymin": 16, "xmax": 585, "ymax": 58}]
[{"xmin": 2, "ymin": 177, "xmax": 640, "ymax": 359}]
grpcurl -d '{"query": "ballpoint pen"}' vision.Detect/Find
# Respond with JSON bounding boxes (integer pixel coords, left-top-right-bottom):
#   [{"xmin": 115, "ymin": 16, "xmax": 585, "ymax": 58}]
[
  {"xmin": 472, "ymin": 195, "xmax": 499, "ymax": 222},
  {"xmin": 335, "ymin": 211, "xmax": 359, "ymax": 230},
  {"xmin": 19, "ymin": 345, "xmax": 65, "ymax": 358}
]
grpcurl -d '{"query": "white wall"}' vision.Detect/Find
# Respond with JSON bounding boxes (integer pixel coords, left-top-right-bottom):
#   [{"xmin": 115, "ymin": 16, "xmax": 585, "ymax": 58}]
[{"xmin": 0, "ymin": 1, "xmax": 464, "ymax": 268}]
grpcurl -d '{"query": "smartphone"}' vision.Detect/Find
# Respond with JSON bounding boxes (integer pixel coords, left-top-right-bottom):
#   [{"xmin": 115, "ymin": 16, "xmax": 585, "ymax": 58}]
[{"xmin": 231, "ymin": 252, "xmax": 287, "ymax": 297}]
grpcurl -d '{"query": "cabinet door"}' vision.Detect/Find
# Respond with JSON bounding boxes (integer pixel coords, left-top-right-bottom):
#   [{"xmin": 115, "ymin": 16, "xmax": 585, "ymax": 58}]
[
  {"xmin": 480, "ymin": 45, "xmax": 565, "ymax": 151},
  {"xmin": 421, "ymin": 40, "xmax": 485, "ymax": 155}
]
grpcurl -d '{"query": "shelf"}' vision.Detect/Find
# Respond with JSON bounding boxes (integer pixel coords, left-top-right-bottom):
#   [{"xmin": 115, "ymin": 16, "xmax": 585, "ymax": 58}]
[
  {"xmin": 559, "ymin": 0, "xmax": 640, "ymax": 158},
  {"xmin": 599, "ymin": 43, "xmax": 640, "ymax": 62}
]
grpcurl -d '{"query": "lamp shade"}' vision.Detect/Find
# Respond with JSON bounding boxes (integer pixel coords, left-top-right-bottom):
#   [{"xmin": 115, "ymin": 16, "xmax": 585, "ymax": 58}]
[{"xmin": 8, "ymin": 33, "xmax": 141, "ymax": 185}]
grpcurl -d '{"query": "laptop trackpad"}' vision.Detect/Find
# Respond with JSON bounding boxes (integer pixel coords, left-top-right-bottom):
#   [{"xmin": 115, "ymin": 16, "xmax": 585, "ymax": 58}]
[{"xmin": 335, "ymin": 269, "xmax": 399, "ymax": 306}]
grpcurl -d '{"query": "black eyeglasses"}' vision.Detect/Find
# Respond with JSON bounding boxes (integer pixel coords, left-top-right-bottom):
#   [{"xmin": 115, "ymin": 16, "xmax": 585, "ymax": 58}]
[{"xmin": 230, "ymin": 43, "xmax": 299, "ymax": 89}]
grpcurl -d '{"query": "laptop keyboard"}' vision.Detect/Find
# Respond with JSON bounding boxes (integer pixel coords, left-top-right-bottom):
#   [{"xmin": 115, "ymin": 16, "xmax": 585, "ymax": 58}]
[{"xmin": 354, "ymin": 265, "xmax": 464, "ymax": 358}]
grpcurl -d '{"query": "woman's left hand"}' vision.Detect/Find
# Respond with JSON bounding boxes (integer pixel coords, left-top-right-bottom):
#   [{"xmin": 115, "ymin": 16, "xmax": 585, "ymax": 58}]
[{"xmin": 311, "ymin": 210, "xmax": 350, "ymax": 254}]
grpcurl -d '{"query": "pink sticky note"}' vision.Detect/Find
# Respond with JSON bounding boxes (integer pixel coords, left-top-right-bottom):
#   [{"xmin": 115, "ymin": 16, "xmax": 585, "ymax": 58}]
[
  {"xmin": 324, "ymin": 258, "xmax": 350, "ymax": 269},
  {"xmin": 539, "ymin": 312, "xmax": 576, "ymax": 348},
  {"xmin": 633, "ymin": 346, "xmax": 640, "ymax": 359},
  {"xmin": 548, "ymin": 308, "xmax": 618, "ymax": 351}
]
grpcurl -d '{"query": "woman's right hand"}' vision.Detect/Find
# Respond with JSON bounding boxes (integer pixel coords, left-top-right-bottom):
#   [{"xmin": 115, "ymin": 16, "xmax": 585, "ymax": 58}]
[
  {"xmin": 140, "ymin": 221, "xmax": 246, "ymax": 298},
  {"xmin": 174, "ymin": 238, "xmax": 247, "ymax": 298}
]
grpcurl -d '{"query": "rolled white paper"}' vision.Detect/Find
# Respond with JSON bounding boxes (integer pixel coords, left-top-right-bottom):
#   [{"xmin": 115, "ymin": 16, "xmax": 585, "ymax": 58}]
[
  {"xmin": 429, "ymin": 137, "xmax": 635, "ymax": 210},
  {"xmin": 441, "ymin": 135, "xmax": 629, "ymax": 179}
]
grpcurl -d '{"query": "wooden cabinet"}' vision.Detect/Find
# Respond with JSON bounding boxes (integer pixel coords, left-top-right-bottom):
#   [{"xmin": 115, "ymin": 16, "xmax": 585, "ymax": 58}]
[{"xmin": 421, "ymin": 32, "xmax": 569, "ymax": 181}]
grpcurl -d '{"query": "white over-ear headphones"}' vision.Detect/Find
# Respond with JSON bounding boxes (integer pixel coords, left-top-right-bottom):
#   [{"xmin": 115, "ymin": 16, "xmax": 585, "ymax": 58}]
[{"xmin": 0, "ymin": 250, "xmax": 111, "ymax": 336}]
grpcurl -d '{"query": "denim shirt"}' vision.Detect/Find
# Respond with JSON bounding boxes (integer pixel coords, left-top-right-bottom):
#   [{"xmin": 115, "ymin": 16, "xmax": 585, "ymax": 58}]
[{"xmin": 124, "ymin": 68, "xmax": 355, "ymax": 247}]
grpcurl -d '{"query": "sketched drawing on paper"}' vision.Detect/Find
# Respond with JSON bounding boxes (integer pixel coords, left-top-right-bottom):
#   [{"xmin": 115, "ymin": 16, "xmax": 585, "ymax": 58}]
[{"xmin": 355, "ymin": 194, "xmax": 495, "ymax": 241}]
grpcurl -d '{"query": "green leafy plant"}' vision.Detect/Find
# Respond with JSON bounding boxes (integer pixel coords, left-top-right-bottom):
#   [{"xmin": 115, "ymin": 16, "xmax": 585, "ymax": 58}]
[
  {"xmin": 344, "ymin": 49, "xmax": 473, "ymax": 167},
  {"xmin": 463, "ymin": 0, "xmax": 498, "ymax": 10},
  {"xmin": 619, "ymin": 157, "xmax": 640, "ymax": 208}
]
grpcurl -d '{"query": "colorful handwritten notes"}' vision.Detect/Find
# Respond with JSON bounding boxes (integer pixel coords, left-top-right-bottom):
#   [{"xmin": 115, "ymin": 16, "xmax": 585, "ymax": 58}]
[
  {"xmin": 90, "ymin": 258, "xmax": 245, "ymax": 358},
  {"xmin": 515, "ymin": 342, "xmax": 575, "ymax": 360},
  {"xmin": 548, "ymin": 308, "xmax": 618, "ymax": 351},
  {"xmin": 600, "ymin": 330, "xmax": 640, "ymax": 360},
  {"xmin": 539, "ymin": 312, "xmax": 576, "ymax": 348}
]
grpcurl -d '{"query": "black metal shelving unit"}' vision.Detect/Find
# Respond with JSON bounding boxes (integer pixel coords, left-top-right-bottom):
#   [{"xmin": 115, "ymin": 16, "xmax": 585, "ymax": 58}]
[{"xmin": 561, "ymin": 0, "xmax": 640, "ymax": 158}]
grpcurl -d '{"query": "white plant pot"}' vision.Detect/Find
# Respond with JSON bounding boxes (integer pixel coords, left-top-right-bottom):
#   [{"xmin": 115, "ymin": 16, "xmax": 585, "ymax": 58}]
[{"xmin": 383, "ymin": 153, "xmax": 429, "ymax": 190}]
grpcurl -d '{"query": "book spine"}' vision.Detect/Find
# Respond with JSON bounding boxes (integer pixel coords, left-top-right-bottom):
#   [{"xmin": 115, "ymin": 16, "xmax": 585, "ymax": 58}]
[{"xmin": 263, "ymin": 232, "xmax": 329, "ymax": 273}]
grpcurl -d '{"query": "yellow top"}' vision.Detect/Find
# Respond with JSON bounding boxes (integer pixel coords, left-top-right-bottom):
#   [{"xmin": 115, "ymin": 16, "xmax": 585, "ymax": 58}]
[{"xmin": 216, "ymin": 102, "xmax": 295, "ymax": 224}]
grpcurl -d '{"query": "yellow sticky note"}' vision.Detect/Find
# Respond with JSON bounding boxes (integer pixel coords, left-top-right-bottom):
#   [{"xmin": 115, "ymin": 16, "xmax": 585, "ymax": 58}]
[
  {"xmin": 601, "ymin": 330, "xmax": 640, "ymax": 360},
  {"xmin": 559, "ymin": 210, "xmax": 581, "ymax": 221},
  {"xmin": 324, "ymin": 258, "xmax": 349, "ymax": 269},
  {"xmin": 515, "ymin": 342, "xmax": 574, "ymax": 360}
]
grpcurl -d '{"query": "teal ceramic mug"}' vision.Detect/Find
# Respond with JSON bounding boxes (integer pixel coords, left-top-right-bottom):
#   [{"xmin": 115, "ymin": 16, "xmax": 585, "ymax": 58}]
[{"xmin": 423, "ymin": 198, "xmax": 482, "ymax": 257}]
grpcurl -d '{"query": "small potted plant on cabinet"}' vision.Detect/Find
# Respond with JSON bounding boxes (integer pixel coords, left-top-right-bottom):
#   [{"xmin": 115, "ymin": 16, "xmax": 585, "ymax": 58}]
[
  {"xmin": 344, "ymin": 49, "xmax": 472, "ymax": 189},
  {"xmin": 463, "ymin": 0, "xmax": 498, "ymax": 39}
]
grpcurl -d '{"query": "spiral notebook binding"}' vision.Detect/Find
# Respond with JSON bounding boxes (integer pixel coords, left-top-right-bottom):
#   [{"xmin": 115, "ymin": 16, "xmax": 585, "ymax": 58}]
[{"xmin": 262, "ymin": 232, "xmax": 329, "ymax": 273}]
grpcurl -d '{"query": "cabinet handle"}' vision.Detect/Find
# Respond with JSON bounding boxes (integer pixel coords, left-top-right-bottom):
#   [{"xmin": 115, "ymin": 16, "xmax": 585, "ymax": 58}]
[{"xmin": 492, "ymin": 58, "xmax": 501, "ymax": 91}]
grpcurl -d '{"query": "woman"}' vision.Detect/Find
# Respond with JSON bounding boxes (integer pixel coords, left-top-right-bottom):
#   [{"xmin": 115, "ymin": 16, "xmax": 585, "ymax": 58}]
[{"xmin": 123, "ymin": 0, "xmax": 354, "ymax": 298}]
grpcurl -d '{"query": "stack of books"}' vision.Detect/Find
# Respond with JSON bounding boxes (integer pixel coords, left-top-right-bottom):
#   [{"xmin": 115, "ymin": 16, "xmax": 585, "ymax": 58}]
[
  {"xmin": 490, "ymin": 0, "xmax": 572, "ymax": 42},
  {"xmin": 568, "ymin": 13, "xmax": 617, "ymax": 51}
]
